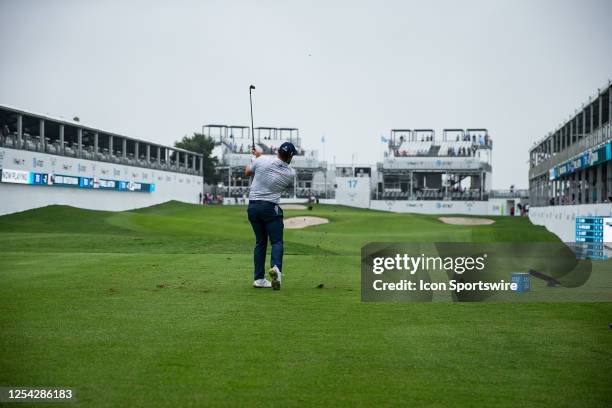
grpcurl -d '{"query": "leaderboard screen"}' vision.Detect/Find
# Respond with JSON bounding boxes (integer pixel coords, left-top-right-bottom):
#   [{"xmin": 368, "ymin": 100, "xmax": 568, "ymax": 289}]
[{"xmin": 575, "ymin": 216, "xmax": 612, "ymax": 260}]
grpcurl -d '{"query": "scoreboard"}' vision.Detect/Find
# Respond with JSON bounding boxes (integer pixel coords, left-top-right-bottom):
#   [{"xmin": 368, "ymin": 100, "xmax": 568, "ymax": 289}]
[{"xmin": 575, "ymin": 216, "xmax": 612, "ymax": 260}]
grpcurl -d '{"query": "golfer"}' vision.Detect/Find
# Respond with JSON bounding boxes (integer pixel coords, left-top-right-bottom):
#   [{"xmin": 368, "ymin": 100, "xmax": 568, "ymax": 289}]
[{"xmin": 245, "ymin": 141, "xmax": 297, "ymax": 290}]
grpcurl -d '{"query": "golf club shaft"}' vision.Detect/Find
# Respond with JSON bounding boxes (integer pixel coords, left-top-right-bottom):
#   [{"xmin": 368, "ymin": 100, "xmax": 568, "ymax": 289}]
[{"xmin": 249, "ymin": 89, "xmax": 255, "ymax": 150}]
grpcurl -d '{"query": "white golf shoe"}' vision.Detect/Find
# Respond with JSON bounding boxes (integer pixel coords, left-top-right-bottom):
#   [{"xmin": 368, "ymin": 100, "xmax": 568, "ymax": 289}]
[
  {"xmin": 269, "ymin": 266, "xmax": 282, "ymax": 291},
  {"xmin": 253, "ymin": 278, "xmax": 272, "ymax": 288}
]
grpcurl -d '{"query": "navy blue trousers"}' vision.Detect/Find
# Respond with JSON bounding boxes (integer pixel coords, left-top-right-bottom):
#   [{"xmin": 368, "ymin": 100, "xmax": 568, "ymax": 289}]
[{"xmin": 247, "ymin": 200, "xmax": 284, "ymax": 280}]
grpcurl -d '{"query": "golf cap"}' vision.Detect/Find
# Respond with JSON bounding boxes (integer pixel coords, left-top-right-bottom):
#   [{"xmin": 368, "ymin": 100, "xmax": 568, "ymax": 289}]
[{"xmin": 279, "ymin": 142, "xmax": 297, "ymax": 157}]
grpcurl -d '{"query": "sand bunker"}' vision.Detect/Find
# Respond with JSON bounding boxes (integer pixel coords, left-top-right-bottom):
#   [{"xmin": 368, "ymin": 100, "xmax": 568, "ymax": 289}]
[
  {"xmin": 284, "ymin": 216, "xmax": 329, "ymax": 229},
  {"xmin": 438, "ymin": 217, "xmax": 495, "ymax": 226},
  {"xmin": 282, "ymin": 204, "xmax": 308, "ymax": 210}
]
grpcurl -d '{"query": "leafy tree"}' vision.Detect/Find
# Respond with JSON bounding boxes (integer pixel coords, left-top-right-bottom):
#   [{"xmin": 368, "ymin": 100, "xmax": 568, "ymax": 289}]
[{"xmin": 174, "ymin": 133, "xmax": 218, "ymax": 184}]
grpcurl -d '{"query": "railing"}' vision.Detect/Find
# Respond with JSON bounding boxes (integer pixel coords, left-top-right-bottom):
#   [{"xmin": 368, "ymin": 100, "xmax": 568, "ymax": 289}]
[
  {"xmin": 489, "ymin": 189, "xmax": 529, "ymax": 199},
  {"xmin": 391, "ymin": 139, "xmax": 492, "ymax": 158},
  {"xmin": 0, "ymin": 134, "xmax": 202, "ymax": 176},
  {"xmin": 220, "ymin": 185, "xmax": 329, "ymax": 199},
  {"xmin": 376, "ymin": 189, "xmax": 488, "ymax": 201},
  {"xmin": 221, "ymin": 135, "xmax": 303, "ymax": 153},
  {"xmin": 382, "ymin": 158, "xmax": 492, "ymax": 173},
  {"xmin": 529, "ymin": 123, "xmax": 612, "ymax": 178}
]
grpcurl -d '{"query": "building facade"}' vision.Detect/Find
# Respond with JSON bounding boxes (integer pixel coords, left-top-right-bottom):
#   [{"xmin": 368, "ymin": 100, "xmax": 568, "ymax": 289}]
[
  {"xmin": 528, "ymin": 82, "xmax": 612, "ymax": 241},
  {"xmin": 0, "ymin": 105, "xmax": 204, "ymax": 215}
]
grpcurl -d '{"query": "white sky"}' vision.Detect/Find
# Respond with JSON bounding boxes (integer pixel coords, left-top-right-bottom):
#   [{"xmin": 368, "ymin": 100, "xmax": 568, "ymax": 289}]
[{"xmin": 1, "ymin": 0, "xmax": 611, "ymax": 188}]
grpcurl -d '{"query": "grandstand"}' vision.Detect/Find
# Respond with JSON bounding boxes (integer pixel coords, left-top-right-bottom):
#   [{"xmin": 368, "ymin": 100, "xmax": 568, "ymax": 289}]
[
  {"xmin": 0, "ymin": 105, "xmax": 204, "ymax": 215},
  {"xmin": 0, "ymin": 105, "xmax": 203, "ymax": 174},
  {"xmin": 529, "ymin": 82, "xmax": 611, "ymax": 206},
  {"xmin": 377, "ymin": 128, "xmax": 492, "ymax": 201},
  {"xmin": 528, "ymin": 81, "xmax": 612, "ymax": 241},
  {"xmin": 205, "ymin": 124, "xmax": 329, "ymax": 200}
]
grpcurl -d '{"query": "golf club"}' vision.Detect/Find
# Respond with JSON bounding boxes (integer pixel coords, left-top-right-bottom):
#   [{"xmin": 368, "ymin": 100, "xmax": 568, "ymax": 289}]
[{"xmin": 249, "ymin": 84, "xmax": 256, "ymax": 151}]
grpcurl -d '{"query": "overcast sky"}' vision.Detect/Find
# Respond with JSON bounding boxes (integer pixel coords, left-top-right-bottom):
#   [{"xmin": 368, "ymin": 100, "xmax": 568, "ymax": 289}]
[{"xmin": 1, "ymin": 0, "xmax": 611, "ymax": 188}]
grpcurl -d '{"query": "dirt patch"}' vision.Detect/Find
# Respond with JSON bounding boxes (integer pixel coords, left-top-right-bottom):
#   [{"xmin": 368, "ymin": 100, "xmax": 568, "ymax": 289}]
[
  {"xmin": 438, "ymin": 217, "xmax": 495, "ymax": 226},
  {"xmin": 282, "ymin": 204, "xmax": 308, "ymax": 210},
  {"xmin": 284, "ymin": 216, "xmax": 329, "ymax": 229}
]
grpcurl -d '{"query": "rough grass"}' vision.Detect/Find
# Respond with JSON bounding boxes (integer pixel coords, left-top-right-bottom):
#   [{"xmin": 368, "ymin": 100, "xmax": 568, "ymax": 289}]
[{"xmin": 0, "ymin": 202, "xmax": 610, "ymax": 407}]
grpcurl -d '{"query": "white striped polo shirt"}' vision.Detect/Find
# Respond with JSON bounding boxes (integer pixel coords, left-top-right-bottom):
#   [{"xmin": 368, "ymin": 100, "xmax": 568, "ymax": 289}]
[{"xmin": 248, "ymin": 156, "xmax": 296, "ymax": 204}]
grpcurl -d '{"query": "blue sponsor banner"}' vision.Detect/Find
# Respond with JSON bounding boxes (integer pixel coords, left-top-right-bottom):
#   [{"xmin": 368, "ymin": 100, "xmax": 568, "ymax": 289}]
[
  {"xmin": 31, "ymin": 172, "xmax": 49, "ymax": 185},
  {"xmin": 549, "ymin": 167, "xmax": 556, "ymax": 180},
  {"xmin": 96, "ymin": 178, "xmax": 119, "ymax": 190},
  {"xmin": 0, "ymin": 168, "xmax": 154, "ymax": 193},
  {"xmin": 79, "ymin": 177, "xmax": 94, "ymax": 188},
  {"xmin": 54, "ymin": 174, "xmax": 80, "ymax": 187},
  {"xmin": 552, "ymin": 141, "xmax": 612, "ymax": 180}
]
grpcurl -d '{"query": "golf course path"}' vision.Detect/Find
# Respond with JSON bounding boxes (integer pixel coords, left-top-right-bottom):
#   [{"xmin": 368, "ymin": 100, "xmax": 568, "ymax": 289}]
[
  {"xmin": 438, "ymin": 216, "xmax": 495, "ymax": 225},
  {"xmin": 284, "ymin": 216, "xmax": 329, "ymax": 229}
]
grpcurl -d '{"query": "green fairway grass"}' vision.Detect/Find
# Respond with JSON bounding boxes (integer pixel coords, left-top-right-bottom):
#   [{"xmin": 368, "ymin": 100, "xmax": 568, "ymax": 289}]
[{"xmin": 1, "ymin": 202, "xmax": 611, "ymax": 407}]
